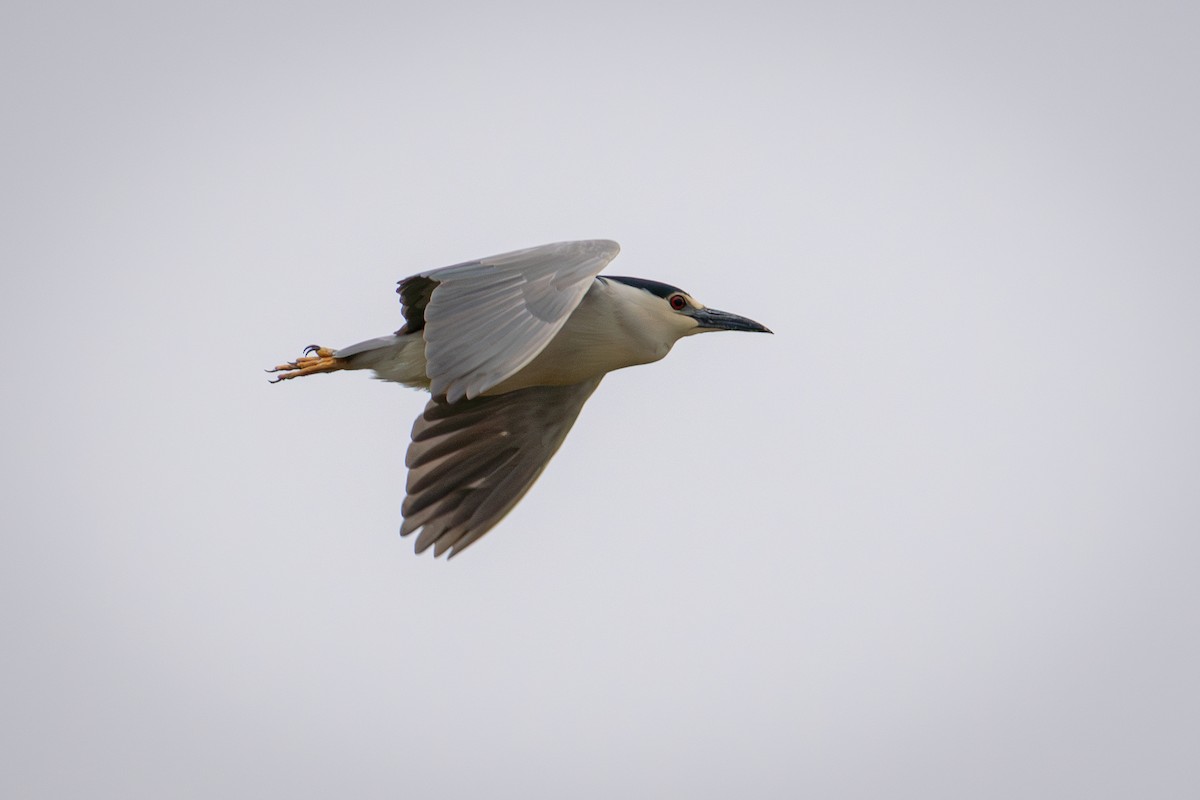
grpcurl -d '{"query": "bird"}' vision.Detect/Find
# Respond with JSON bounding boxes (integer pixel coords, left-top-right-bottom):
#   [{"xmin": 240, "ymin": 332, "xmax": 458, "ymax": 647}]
[{"xmin": 268, "ymin": 239, "xmax": 771, "ymax": 558}]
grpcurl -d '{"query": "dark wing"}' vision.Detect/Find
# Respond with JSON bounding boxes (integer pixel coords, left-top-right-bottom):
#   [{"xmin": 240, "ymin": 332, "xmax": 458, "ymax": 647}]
[
  {"xmin": 396, "ymin": 240, "xmax": 620, "ymax": 403},
  {"xmin": 401, "ymin": 377, "xmax": 603, "ymax": 557}
]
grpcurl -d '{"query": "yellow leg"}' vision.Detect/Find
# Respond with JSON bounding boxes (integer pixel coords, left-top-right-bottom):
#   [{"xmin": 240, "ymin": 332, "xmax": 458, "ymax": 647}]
[{"xmin": 267, "ymin": 345, "xmax": 346, "ymax": 382}]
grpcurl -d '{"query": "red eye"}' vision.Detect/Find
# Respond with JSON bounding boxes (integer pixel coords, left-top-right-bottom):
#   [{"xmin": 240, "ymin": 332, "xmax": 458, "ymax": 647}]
[{"xmin": 669, "ymin": 294, "xmax": 687, "ymax": 311}]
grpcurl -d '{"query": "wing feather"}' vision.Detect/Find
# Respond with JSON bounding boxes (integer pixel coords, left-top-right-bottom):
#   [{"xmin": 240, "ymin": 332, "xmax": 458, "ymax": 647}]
[
  {"xmin": 400, "ymin": 377, "xmax": 603, "ymax": 557},
  {"xmin": 404, "ymin": 240, "xmax": 620, "ymax": 402}
]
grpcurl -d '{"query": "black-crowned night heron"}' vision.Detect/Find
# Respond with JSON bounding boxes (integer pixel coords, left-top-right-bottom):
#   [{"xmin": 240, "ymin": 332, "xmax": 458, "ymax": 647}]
[{"xmin": 269, "ymin": 240, "xmax": 771, "ymax": 557}]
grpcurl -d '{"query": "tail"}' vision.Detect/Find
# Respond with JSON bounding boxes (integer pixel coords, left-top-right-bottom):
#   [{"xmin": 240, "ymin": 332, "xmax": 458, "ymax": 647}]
[{"xmin": 335, "ymin": 334, "xmax": 429, "ymax": 388}]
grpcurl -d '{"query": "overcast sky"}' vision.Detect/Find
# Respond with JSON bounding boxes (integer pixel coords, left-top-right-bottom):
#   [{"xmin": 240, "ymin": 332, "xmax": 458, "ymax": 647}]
[{"xmin": 3, "ymin": 1, "xmax": 1198, "ymax": 798}]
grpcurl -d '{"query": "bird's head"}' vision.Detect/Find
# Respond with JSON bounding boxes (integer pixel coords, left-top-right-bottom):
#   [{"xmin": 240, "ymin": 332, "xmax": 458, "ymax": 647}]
[{"xmin": 603, "ymin": 276, "xmax": 773, "ymax": 345}]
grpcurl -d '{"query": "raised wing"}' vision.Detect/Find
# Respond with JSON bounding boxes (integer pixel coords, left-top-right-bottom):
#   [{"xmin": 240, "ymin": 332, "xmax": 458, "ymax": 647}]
[
  {"xmin": 398, "ymin": 239, "xmax": 620, "ymax": 402},
  {"xmin": 401, "ymin": 378, "xmax": 603, "ymax": 557}
]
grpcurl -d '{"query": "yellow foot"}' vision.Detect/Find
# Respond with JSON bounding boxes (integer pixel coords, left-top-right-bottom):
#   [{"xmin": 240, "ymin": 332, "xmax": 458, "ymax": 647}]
[{"xmin": 267, "ymin": 344, "xmax": 346, "ymax": 383}]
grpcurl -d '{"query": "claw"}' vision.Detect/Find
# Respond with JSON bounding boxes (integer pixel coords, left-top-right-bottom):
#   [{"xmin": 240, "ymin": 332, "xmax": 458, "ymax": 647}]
[{"xmin": 266, "ymin": 345, "xmax": 345, "ymax": 382}]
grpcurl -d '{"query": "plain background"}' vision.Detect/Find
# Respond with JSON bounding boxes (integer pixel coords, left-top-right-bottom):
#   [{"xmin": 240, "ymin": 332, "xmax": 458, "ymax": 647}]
[{"xmin": 3, "ymin": 1, "xmax": 1198, "ymax": 797}]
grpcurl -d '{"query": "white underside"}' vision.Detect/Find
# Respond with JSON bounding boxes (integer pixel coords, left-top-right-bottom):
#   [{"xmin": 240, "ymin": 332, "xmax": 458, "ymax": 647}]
[{"xmin": 334, "ymin": 277, "xmax": 692, "ymax": 396}]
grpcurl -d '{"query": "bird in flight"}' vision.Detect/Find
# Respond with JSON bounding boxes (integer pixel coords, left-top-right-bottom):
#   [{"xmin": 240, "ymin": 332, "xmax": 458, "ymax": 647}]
[{"xmin": 269, "ymin": 240, "xmax": 771, "ymax": 557}]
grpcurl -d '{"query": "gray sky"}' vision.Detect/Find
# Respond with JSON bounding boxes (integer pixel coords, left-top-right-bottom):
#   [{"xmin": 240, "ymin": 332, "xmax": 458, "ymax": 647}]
[{"xmin": 3, "ymin": 1, "xmax": 1198, "ymax": 797}]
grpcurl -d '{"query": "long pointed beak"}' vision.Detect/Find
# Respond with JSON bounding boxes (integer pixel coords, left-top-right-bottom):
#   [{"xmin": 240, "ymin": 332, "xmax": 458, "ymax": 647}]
[{"xmin": 690, "ymin": 307, "xmax": 773, "ymax": 334}]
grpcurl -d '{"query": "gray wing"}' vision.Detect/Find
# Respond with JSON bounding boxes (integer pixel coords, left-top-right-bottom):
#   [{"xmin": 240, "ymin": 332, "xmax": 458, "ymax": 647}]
[
  {"xmin": 401, "ymin": 377, "xmax": 603, "ymax": 558},
  {"xmin": 402, "ymin": 239, "xmax": 620, "ymax": 402}
]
